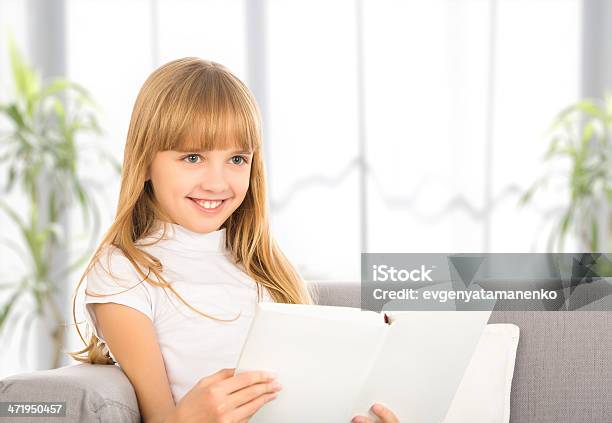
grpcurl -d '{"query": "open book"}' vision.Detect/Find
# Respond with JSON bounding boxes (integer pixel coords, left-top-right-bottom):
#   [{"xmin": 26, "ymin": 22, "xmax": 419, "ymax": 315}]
[{"xmin": 235, "ymin": 303, "xmax": 492, "ymax": 423}]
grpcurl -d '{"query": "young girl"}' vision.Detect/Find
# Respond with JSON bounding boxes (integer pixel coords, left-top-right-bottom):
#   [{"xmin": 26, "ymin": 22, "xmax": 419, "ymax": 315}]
[{"xmin": 68, "ymin": 58, "xmax": 398, "ymax": 423}]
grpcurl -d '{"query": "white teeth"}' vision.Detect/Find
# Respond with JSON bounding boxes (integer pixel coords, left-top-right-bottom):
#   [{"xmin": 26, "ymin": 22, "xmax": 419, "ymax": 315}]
[{"xmin": 195, "ymin": 199, "xmax": 222, "ymax": 209}]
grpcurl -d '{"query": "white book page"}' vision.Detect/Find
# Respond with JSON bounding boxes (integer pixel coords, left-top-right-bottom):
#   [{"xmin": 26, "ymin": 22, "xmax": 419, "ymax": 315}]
[
  {"xmin": 351, "ymin": 310, "xmax": 492, "ymax": 423},
  {"xmin": 236, "ymin": 303, "xmax": 389, "ymax": 423}
]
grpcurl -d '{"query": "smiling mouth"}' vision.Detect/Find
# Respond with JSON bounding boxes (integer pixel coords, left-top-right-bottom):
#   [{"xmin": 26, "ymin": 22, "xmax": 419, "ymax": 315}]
[{"xmin": 187, "ymin": 197, "xmax": 228, "ymax": 211}]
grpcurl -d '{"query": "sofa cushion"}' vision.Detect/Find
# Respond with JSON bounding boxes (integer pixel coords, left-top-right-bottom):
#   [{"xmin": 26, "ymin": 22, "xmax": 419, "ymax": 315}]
[
  {"xmin": 489, "ymin": 310, "xmax": 612, "ymax": 422},
  {"xmin": 0, "ymin": 363, "xmax": 138, "ymax": 423}
]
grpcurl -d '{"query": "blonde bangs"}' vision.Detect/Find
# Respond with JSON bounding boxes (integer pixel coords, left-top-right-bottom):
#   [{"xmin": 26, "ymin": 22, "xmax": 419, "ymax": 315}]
[{"xmin": 159, "ymin": 67, "xmax": 258, "ymax": 154}]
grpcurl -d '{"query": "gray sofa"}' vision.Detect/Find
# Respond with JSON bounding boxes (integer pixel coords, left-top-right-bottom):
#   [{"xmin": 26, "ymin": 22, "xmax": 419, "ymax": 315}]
[{"xmin": 1, "ymin": 281, "xmax": 610, "ymax": 422}]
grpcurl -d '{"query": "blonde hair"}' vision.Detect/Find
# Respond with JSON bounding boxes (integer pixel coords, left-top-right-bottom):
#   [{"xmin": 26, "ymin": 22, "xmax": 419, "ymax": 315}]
[{"xmin": 68, "ymin": 58, "xmax": 314, "ymax": 365}]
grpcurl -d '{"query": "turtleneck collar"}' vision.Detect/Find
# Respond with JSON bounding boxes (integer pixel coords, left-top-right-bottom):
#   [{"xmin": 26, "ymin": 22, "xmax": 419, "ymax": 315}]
[{"xmin": 138, "ymin": 220, "xmax": 227, "ymax": 253}]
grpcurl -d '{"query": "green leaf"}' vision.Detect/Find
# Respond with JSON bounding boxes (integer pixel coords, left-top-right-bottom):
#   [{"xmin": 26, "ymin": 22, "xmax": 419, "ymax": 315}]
[
  {"xmin": 0, "ymin": 282, "xmax": 18, "ymax": 291},
  {"xmin": 590, "ymin": 219, "xmax": 598, "ymax": 252},
  {"xmin": 518, "ymin": 182, "xmax": 539, "ymax": 206},
  {"xmin": 557, "ymin": 207, "xmax": 574, "ymax": 252},
  {"xmin": 8, "ymin": 34, "xmax": 29, "ymax": 98},
  {"xmin": 581, "ymin": 121, "xmax": 595, "ymax": 147},
  {"xmin": 73, "ymin": 180, "xmax": 91, "ymax": 228},
  {"xmin": 52, "ymin": 99, "xmax": 66, "ymax": 126},
  {"xmin": 5, "ymin": 165, "xmax": 17, "ymax": 192},
  {"xmin": 8, "ymin": 35, "xmax": 40, "ymax": 110},
  {"xmin": 575, "ymin": 99, "xmax": 605, "ymax": 119},
  {"xmin": 43, "ymin": 222, "xmax": 65, "ymax": 245},
  {"xmin": 0, "ymin": 236, "xmax": 30, "ymax": 266},
  {"xmin": 0, "ymin": 199, "xmax": 27, "ymax": 234},
  {"xmin": 3, "ymin": 103, "xmax": 26, "ymax": 129},
  {"xmin": 0, "ymin": 288, "xmax": 24, "ymax": 334},
  {"xmin": 37, "ymin": 79, "xmax": 72, "ymax": 101}
]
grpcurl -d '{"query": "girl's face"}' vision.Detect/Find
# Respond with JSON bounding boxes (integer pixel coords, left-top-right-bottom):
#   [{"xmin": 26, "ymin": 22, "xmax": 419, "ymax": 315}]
[{"xmin": 147, "ymin": 148, "xmax": 253, "ymax": 233}]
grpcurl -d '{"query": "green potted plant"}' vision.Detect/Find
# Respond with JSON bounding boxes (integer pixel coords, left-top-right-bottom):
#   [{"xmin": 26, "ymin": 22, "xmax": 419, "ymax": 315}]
[
  {"xmin": 0, "ymin": 38, "xmax": 119, "ymax": 368},
  {"xmin": 520, "ymin": 95, "xmax": 612, "ymax": 253}
]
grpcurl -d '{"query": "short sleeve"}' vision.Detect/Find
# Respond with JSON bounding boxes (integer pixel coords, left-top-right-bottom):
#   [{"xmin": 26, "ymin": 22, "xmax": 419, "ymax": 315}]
[{"xmin": 83, "ymin": 245, "xmax": 154, "ymax": 347}]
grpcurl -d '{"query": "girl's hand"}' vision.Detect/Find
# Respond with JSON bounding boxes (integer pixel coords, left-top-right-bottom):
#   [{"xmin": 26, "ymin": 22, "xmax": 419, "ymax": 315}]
[
  {"xmin": 351, "ymin": 403, "xmax": 400, "ymax": 423},
  {"xmin": 166, "ymin": 368, "xmax": 281, "ymax": 423}
]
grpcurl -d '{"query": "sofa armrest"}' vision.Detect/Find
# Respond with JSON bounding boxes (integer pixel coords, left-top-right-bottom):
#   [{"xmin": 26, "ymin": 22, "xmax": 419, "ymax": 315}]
[{"xmin": 0, "ymin": 363, "xmax": 139, "ymax": 423}]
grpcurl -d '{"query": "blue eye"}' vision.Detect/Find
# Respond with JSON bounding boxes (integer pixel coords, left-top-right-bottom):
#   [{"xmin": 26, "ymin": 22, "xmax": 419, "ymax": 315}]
[
  {"xmin": 183, "ymin": 154, "xmax": 202, "ymax": 164},
  {"xmin": 231, "ymin": 155, "xmax": 248, "ymax": 165}
]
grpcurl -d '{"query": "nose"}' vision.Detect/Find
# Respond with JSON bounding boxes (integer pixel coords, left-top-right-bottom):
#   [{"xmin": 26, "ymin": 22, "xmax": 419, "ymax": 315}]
[{"xmin": 199, "ymin": 162, "xmax": 230, "ymax": 193}]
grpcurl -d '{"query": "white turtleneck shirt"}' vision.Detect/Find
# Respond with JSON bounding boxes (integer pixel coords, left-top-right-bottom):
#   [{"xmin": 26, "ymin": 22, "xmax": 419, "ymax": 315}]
[{"xmin": 83, "ymin": 221, "xmax": 273, "ymax": 402}]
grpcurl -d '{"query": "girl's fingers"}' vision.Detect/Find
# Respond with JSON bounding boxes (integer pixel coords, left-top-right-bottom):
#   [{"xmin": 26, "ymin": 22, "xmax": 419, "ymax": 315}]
[
  {"xmin": 351, "ymin": 416, "xmax": 374, "ymax": 423},
  {"xmin": 226, "ymin": 379, "xmax": 282, "ymax": 409},
  {"xmin": 215, "ymin": 370, "xmax": 277, "ymax": 395},
  {"xmin": 370, "ymin": 403, "xmax": 400, "ymax": 423},
  {"xmin": 230, "ymin": 391, "xmax": 278, "ymax": 421}
]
